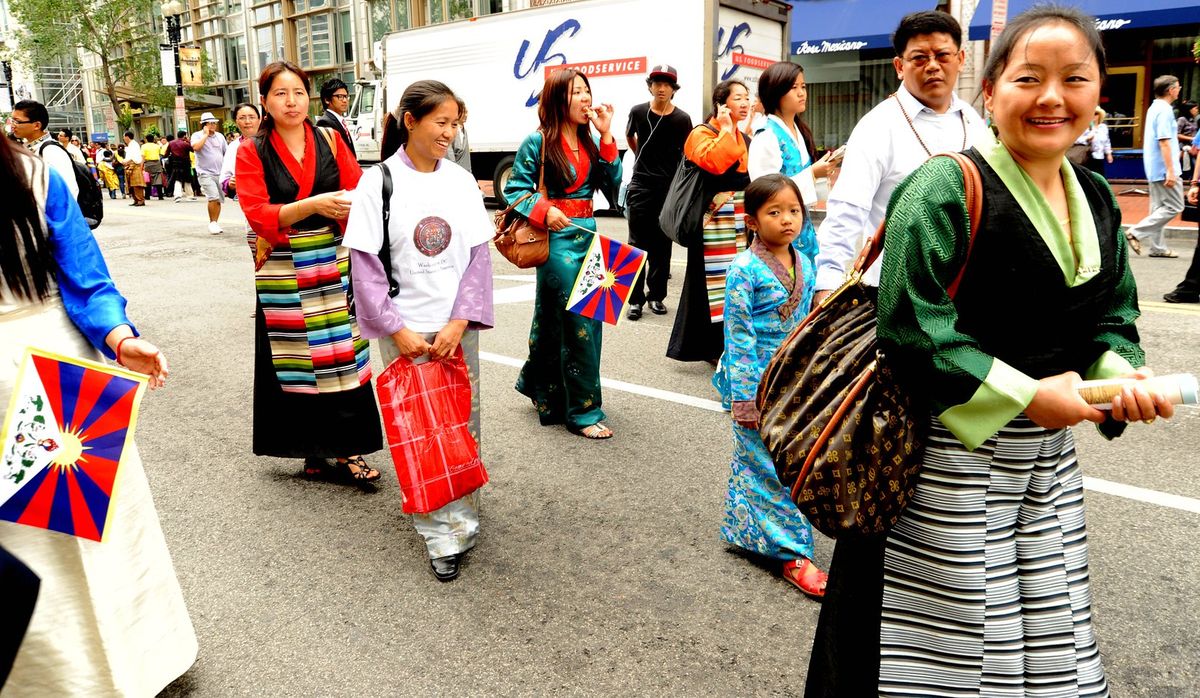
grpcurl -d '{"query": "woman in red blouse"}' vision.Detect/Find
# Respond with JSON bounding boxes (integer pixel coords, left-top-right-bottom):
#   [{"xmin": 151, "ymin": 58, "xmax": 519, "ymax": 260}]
[{"xmin": 236, "ymin": 60, "xmax": 382, "ymax": 482}]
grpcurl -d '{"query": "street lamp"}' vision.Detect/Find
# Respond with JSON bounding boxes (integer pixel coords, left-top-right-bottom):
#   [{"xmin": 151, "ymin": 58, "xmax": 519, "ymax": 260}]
[{"xmin": 161, "ymin": 0, "xmax": 186, "ymax": 133}]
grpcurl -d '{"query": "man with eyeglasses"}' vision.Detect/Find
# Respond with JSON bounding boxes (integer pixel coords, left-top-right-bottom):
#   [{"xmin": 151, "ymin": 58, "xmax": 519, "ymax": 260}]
[
  {"xmin": 8, "ymin": 100, "xmax": 80, "ymax": 198},
  {"xmin": 316, "ymin": 78, "xmax": 356, "ymax": 157},
  {"xmin": 813, "ymin": 11, "xmax": 992, "ymax": 305}
]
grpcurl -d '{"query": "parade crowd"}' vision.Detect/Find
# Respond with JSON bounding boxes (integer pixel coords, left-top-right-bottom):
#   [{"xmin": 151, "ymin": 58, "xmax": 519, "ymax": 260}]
[{"xmin": 0, "ymin": 5, "xmax": 1194, "ymax": 696}]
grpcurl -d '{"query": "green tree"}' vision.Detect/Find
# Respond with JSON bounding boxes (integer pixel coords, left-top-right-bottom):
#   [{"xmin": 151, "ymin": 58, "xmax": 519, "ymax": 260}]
[
  {"xmin": 10, "ymin": 0, "xmax": 218, "ymax": 126},
  {"xmin": 10, "ymin": 0, "xmax": 159, "ymax": 120}
]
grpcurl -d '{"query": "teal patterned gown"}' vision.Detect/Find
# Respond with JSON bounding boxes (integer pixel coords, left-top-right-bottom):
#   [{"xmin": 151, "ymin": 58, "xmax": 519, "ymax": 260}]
[
  {"xmin": 713, "ymin": 234, "xmax": 817, "ymax": 560},
  {"xmin": 504, "ymin": 131, "xmax": 622, "ymax": 429}
]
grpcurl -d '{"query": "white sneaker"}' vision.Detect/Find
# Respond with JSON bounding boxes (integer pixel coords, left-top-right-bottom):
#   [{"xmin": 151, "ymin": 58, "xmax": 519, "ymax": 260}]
[
  {"xmin": 208, "ymin": 221, "xmax": 223, "ymax": 235},
  {"xmin": 174, "ymin": 196, "xmax": 181, "ymax": 203}
]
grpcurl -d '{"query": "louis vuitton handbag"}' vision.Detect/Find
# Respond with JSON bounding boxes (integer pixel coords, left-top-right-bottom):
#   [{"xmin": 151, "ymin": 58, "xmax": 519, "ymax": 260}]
[
  {"xmin": 756, "ymin": 152, "xmax": 982, "ymax": 538},
  {"xmin": 493, "ymin": 135, "xmax": 549, "ymax": 268}
]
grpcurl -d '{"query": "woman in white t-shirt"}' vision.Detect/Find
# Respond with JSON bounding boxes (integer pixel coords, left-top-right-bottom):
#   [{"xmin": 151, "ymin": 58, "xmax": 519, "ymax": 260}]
[{"xmin": 343, "ymin": 80, "xmax": 494, "ymax": 583}]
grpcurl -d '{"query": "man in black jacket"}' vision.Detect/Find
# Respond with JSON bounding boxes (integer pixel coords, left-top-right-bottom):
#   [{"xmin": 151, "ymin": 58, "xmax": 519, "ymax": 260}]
[{"xmin": 316, "ymin": 78, "xmax": 356, "ymax": 156}]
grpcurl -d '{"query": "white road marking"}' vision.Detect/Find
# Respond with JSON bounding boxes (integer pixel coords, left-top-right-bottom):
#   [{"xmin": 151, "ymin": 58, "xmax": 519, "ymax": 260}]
[
  {"xmin": 479, "ymin": 351, "xmax": 726, "ymax": 413},
  {"xmin": 1082, "ymin": 476, "xmax": 1200, "ymax": 514},
  {"xmin": 479, "ymin": 350, "xmax": 1200, "ymax": 514},
  {"xmin": 493, "ymin": 283, "xmax": 538, "ymax": 305}
]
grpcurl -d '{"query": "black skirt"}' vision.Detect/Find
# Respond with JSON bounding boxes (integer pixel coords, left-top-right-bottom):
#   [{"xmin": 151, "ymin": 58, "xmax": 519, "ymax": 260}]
[
  {"xmin": 666, "ymin": 237, "xmax": 724, "ymax": 362},
  {"xmin": 252, "ymin": 304, "xmax": 382, "ymax": 458}
]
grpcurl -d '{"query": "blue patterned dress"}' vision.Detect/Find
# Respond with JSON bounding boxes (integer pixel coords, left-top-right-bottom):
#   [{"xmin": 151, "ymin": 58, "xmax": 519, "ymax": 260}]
[{"xmin": 713, "ymin": 234, "xmax": 816, "ymax": 560}]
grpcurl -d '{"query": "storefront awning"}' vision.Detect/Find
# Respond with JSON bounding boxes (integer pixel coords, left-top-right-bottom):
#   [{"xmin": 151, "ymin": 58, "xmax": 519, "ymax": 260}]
[
  {"xmin": 790, "ymin": 0, "xmax": 938, "ymax": 55},
  {"xmin": 968, "ymin": 0, "xmax": 1200, "ymax": 41}
]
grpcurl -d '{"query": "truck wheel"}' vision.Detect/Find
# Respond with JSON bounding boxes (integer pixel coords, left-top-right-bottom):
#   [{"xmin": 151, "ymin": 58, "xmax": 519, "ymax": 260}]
[{"xmin": 492, "ymin": 155, "xmax": 515, "ymax": 207}]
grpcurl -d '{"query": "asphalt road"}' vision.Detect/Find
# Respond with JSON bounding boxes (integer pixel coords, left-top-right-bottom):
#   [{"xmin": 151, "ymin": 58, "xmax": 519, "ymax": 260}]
[{"xmin": 88, "ymin": 197, "xmax": 1200, "ymax": 696}]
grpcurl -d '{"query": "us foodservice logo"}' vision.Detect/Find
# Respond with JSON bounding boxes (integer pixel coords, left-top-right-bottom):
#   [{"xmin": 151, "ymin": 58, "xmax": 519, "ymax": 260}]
[{"xmin": 545, "ymin": 58, "xmax": 647, "ymax": 79}]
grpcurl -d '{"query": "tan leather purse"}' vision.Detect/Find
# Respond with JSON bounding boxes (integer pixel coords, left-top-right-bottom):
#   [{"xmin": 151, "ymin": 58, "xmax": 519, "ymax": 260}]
[
  {"xmin": 757, "ymin": 152, "xmax": 983, "ymax": 538},
  {"xmin": 493, "ymin": 136, "xmax": 548, "ymax": 268}
]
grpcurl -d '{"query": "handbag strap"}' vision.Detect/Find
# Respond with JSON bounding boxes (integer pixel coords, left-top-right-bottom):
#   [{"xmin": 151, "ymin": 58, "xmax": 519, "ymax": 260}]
[
  {"xmin": 376, "ymin": 163, "xmax": 400, "ymax": 298},
  {"xmin": 852, "ymin": 150, "xmax": 983, "ymax": 298},
  {"xmin": 495, "ymin": 133, "xmax": 548, "ymax": 219}
]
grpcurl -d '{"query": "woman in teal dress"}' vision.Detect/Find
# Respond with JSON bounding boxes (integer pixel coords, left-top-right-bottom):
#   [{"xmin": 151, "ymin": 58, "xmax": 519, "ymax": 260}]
[
  {"xmin": 504, "ymin": 68, "xmax": 622, "ymax": 440},
  {"xmin": 713, "ymin": 174, "xmax": 826, "ymax": 598}
]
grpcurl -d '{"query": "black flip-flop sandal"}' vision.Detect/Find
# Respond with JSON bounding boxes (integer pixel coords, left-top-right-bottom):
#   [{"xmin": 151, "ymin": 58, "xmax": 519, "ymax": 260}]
[
  {"xmin": 336, "ymin": 455, "xmax": 381, "ymax": 482},
  {"xmin": 567, "ymin": 422, "xmax": 614, "ymax": 440}
]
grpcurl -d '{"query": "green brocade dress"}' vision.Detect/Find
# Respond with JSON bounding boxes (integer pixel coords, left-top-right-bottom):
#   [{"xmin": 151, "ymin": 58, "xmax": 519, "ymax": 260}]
[{"xmin": 504, "ymin": 131, "xmax": 622, "ymax": 429}]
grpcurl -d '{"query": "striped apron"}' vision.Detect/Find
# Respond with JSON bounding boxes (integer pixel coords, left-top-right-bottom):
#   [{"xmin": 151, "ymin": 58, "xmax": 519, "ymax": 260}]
[{"xmin": 254, "ymin": 224, "xmax": 370, "ymax": 394}]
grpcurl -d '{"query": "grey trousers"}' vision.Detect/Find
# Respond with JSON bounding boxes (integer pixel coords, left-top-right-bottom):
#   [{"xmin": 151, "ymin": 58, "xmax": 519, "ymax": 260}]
[
  {"xmin": 1127, "ymin": 179, "xmax": 1184, "ymax": 254},
  {"xmin": 378, "ymin": 331, "xmax": 481, "ymax": 558}
]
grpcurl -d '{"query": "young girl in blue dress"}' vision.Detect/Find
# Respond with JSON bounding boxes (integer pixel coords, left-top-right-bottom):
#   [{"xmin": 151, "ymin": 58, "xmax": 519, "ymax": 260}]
[{"xmin": 713, "ymin": 173, "xmax": 827, "ymax": 598}]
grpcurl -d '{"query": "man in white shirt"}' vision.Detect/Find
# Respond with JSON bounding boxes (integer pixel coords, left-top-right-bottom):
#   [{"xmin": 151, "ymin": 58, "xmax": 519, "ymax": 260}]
[
  {"xmin": 123, "ymin": 131, "xmax": 147, "ymax": 206},
  {"xmin": 9, "ymin": 99, "xmax": 79, "ymax": 198},
  {"xmin": 813, "ymin": 11, "xmax": 992, "ymax": 304}
]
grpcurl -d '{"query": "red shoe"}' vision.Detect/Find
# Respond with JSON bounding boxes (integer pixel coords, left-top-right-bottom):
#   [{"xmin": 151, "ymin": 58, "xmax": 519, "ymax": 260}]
[{"xmin": 782, "ymin": 558, "xmax": 828, "ymax": 600}]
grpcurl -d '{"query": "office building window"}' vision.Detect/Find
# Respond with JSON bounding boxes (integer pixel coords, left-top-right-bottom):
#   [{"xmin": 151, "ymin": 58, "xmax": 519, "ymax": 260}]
[
  {"xmin": 255, "ymin": 22, "xmax": 284, "ymax": 71},
  {"xmin": 368, "ymin": 0, "xmax": 409, "ymax": 39},
  {"xmin": 226, "ymin": 34, "xmax": 249, "ymax": 81},
  {"xmin": 295, "ymin": 12, "xmax": 333, "ymax": 68}
]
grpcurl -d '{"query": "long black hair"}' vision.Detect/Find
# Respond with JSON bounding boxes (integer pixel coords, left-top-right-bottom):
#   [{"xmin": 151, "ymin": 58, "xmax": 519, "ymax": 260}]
[
  {"xmin": 538, "ymin": 68, "xmax": 602, "ymax": 192},
  {"xmin": 380, "ymin": 80, "xmax": 463, "ymax": 161},
  {"xmin": 0, "ymin": 138, "xmax": 54, "ymax": 301},
  {"xmin": 758, "ymin": 62, "xmax": 817, "ymax": 162}
]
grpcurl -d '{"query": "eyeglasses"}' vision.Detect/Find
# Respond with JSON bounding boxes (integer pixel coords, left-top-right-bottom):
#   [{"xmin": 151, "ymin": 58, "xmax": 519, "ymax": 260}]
[
  {"xmin": 903, "ymin": 51, "xmax": 958, "ymax": 68},
  {"xmin": 331, "ymin": 93, "xmax": 350, "ymax": 100},
  {"xmin": 6, "ymin": 117, "xmax": 33, "ymax": 125}
]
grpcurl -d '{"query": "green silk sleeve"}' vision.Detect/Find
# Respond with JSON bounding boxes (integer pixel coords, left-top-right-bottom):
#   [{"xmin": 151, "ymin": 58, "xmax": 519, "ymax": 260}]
[
  {"xmin": 1087, "ymin": 171, "xmax": 1145, "ymax": 371},
  {"xmin": 877, "ymin": 156, "xmax": 1035, "ymax": 450},
  {"xmin": 504, "ymin": 132, "xmax": 547, "ymax": 224}
]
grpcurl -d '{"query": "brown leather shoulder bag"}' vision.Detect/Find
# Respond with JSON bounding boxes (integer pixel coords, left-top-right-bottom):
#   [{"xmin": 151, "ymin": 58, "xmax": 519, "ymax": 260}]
[
  {"xmin": 493, "ymin": 134, "xmax": 549, "ymax": 268},
  {"xmin": 757, "ymin": 151, "xmax": 983, "ymax": 538}
]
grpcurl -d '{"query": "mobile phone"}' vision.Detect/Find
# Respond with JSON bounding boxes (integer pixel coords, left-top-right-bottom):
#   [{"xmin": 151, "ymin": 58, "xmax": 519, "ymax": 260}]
[{"xmin": 829, "ymin": 144, "xmax": 847, "ymax": 162}]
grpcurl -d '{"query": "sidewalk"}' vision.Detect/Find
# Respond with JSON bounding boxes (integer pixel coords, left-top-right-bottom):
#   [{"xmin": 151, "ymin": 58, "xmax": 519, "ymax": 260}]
[{"xmin": 1112, "ymin": 187, "xmax": 1194, "ymax": 239}]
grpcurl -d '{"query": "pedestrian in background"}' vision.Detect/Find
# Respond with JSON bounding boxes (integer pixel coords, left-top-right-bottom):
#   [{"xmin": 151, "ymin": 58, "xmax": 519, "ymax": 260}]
[
  {"xmin": 623, "ymin": 64, "xmax": 692, "ymax": 321},
  {"xmin": 316, "ymin": 78, "xmax": 357, "ymax": 156},
  {"xmin": 122, "ymin": 130, "xmax": 146, "ymax": 206},
  {"xmin": 221, "ymin": 102, "xmax": 262, "ymax": 200},
  {"xmin": 1087, "ymin": 106, "xmax": 1114, "ymax": 177},
  {"xmin": 1163, "ymin": 172, "xmax": 1200, "ymax": 303},
  {"xmin": 445, "ymin": 103, "xmax": 473, "ymax": 172},
  {"xmin": 666, "ymin": 79, "xmax": 752, "ymax": 365},
  {"xmin": 235, "ymin": 60, "xmax": 382, "ymax": 482},
  {"xmin": 114, "ymin": 144, "xmax": 127, "ymax": 197},
  {"xmin": 166, "ymin": 129, "xmax": 195, "ymax": 202},
  {"xmin": 141, "ymin": 135, "xmax": 165, "ymax": 200},
  {"xmin": 748, "ymin": 61, "xmax": 837, "ymax": 273},
  {"xmin": 814, "ymin": 11, "xmax": 989, "ymax": 305},
  {"xmin": 1178, "ymin": 100, "xmax": 1197, "ymax": 181},
  {"xmin": 1125, "ymin": 75, "xmax": 1184, "ymax": 258},
  {"xmin": 806, "ymin": 8, "xmax": 1175, "ymax": 695},
  {"xmin": 345, "ymin": 80, "xmax": 494, "ymax": 582},
  {"xmin": 713, "ymin": 174, "xmax": 826, "ymax": 599},
  {"xmin": 8, "ymin": 99, "xmax": 80, "ymax": 199},
  {"xmin": 192, "ymin": 112, "xmax": 228, "ymax": 234},
  {"xmin": 504, "ymin": 68, "xmax": 622, "ymax": 440},
  {"xmin": 0, "ymin": 135, "xmax": 197, "ymax": 696},
  {"xmin": 97, "ymin": 145, "xmax": 120, "ymax": 198}
]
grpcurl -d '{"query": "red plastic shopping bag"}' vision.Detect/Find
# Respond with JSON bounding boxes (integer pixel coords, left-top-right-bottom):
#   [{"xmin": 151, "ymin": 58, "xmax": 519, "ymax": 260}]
[{"xmin": 375, "ymin": 348, "xmax": 488, "ymax": 514}]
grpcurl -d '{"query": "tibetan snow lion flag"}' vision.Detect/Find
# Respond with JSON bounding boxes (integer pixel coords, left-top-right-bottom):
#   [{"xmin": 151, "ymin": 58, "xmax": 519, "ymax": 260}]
[
  {"xmin": 0, "ymin": 348, "xmax": 148, "ymax": 541},
  {"xmin": 565, "ymin": 233, "xmax": 647, "ymax": 325}
]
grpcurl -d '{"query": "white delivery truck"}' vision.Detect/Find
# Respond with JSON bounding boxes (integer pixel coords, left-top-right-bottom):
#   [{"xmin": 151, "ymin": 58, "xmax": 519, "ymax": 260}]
[{"xmin": 348, "ymin": 0, "xmax": 792, "ymax": 205}]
